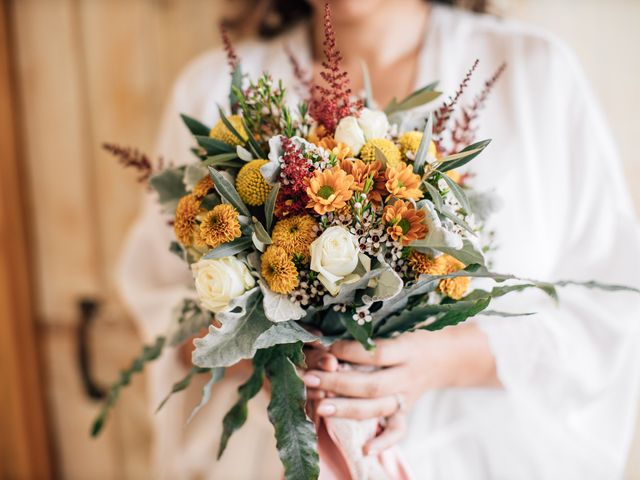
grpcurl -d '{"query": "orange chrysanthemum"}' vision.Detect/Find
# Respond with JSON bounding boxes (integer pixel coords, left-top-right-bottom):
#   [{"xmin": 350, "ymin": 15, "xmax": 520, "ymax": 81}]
[
  {"xmin": 306, "ymin": 167, "xmax": 354, "ymax": 215},
  {"xmin": 174, "ymin": 194, "xmax": 203, "ymax": 246},
  {"xmin": 383, "ymin": 200, "xmax": 428, "ymax": 245},
  {"xmin": 198, "ymin": 204, "xmax": 241, "ymax": 248},
  {"xmin": 317, "ymin": 136, "xmax": 352, "ymax": 161},
  {"xmin": 271, "ymin": 215, "xmax": 318, "ymax": 263},
  {"xmin": 385, "ymin": 162, "xmax": 423, "ymax": 201},
  {"xmin": 408, "ymin": 250, "xmax": 444, "ymax": 275},
  {"xmin": 436, "ymin": 255, "xmax": 469, "ymax": 299},
  {"xmin": 193, "ymin": 175, "xmax": 215, "ymax": 199},
  {"xmin": 340, "ymin": 158, "xmax": 387, "ymax": 203},
  {"xmin": 261, "ymin": 245, "xmax": 299, "ymax": 294}
]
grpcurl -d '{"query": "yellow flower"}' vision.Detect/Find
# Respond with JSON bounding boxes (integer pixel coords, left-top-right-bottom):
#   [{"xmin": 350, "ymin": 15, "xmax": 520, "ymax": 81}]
[
  {"xmin": 398, "ymin": 132, "xmax": 437, "ymax": 161},
  {"xmin": 272, "ymin": 215, "xmax": 318, "ymax": 263},
  {"xmin": 198, "ymin": 204, "xmax": 241, "ymax": 248},
  {"xmin": 340, "ymin": 158, "xmax": 386, "ymax": 203},
  {"xmin": 359, "ymin": 138, "xmax": 402, "ymax": 167},
  {"xmin": 261, "ymin": 245, "xmax": 299, "ymax": 294},
  {"xmin": 383, "ymin": 200, "xmax": 428, "ymax": 246},
  {"xmin": 174, "ymin": 194, "xmax": 203, "ymax": 246},
  {"xmin": 193, "ymin": 175, "xmax": 215, "ymax": 199},
  {"xmin": 236, "ymin": 159, "xmax": 271, "ymax": 206},
  {"xmin": 447, "ymin": 170, "xmax": 463, "ymax": 184},
  {"xmin": 408, "ymin": 252, "xmax": 469, "ymax": 299},
  {"xmin": 408, "ymin": 250, "xmax": 443, "ymax": 275},
  {"xmin": 317, "ymin": 136, "xmax": 352, "ymax": 160},
  {"xmin": 306, "ymin": 167, "xmax": 354, "ymax": 215},
  {"xmin": 209, "ymin": 115, "xmax": 248, "ymax": 146},
  {"xmin": 385, "ymin": 162, "xmax": 423, "ymax": 201}
]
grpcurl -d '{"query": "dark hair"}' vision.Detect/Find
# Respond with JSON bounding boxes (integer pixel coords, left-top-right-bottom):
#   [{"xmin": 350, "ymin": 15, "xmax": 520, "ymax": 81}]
[{"xmin": 228, "ymin": 0, "xmax": 488, "ymax": 38}]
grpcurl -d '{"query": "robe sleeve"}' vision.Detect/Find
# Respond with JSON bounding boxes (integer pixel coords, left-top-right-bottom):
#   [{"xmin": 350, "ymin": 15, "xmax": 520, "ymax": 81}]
[{"xmin": 476, "ymin": 43, "xmax": 640, "ymax": 470}]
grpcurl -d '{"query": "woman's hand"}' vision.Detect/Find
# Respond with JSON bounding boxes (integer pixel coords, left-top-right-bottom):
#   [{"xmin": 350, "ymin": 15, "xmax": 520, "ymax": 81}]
[{"xmin": 303, "ymin": 323, "xmax": 499, "ymax": 452}]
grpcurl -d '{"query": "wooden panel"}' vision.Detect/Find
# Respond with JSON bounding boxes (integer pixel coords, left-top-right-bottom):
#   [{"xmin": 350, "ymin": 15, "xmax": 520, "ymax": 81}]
[{"xmin": 0, "ymin": 1, "xmax": 53, "ymax": 478}]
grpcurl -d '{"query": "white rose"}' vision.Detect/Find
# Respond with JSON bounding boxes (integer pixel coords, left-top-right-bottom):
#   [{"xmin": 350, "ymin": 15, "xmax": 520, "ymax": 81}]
[
  {"xmin": 334, "ymin": 116, "xmax": 366, "ymax": 155},
  {"xmin": 357, "ymin": 108, "xmax": 389, "ymax": 140},
  {"xmin": 192, "ymin": 256, "xmax": 256, "ymax": 313},
  {"xmin": 310, "ymin": 226, "xmax": 367, "ymax": 295}
]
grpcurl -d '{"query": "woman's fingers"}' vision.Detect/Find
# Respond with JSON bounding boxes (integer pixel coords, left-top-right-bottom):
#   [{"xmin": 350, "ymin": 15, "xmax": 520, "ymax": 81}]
[
  {"xmin": 364, "ymin": 412, "xmax": 407, "ymax": 455},
  {"xmin": 303, "ymin": 367, "xmax": 405, "ymax": 398},
  {"xmin": 315, "ymin": 395, "xmax": 402, "ymax": 420},
  {"xmin": 304, "ymin": 348, "xmax": 339, "ymax": 372},
  {"xmin": 329, "ymin": 338, "xmax": 410, "ymax": 366},
  {"xmin": 306, "ymin": 388, "xmax": 326, "ymax": 400}
]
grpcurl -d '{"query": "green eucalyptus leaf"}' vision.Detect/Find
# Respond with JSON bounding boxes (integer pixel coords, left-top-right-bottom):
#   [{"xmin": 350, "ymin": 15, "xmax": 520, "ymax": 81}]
[
  {"xmin": 202, "ymin": 237, "xmax": 252, "ymax": 260},
  {"xmin": 265, "ymin": 343, "xmax": 320, "ymax": 480},
  {"xmin": 218, "ymin": 349, "xmax": 271, "ymax": 458},
  {"xmin": 208, "ymin": 166, "xmax": 250, "ymax": 216},
  {"xmin": 91, "ymin": 336, "xmax": 166, "ymax": 436},
  {"xmin": 180, "ymin": 113, "xmax": 210, "ymax": 136}
]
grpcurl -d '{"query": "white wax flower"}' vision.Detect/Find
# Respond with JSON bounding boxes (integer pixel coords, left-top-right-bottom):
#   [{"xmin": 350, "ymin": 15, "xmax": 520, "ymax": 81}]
[
  {"xmin": 192, "ymin": 256, "xmax": 256, "ymax": 313},
  {"xmin": 357, "ymin": 108, "xmax": 389, "ymax": 140},
  {"xmin": 310, "ymin": 226, "xmax": 363, "ymax": 295},
  {"xmin": 334, "ymin": 116, "xmax": 366, "ymax": 155}
]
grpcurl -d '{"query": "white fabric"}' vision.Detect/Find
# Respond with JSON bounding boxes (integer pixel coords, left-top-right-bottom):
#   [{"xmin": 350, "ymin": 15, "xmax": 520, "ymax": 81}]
[{"xmin": 117, "ymin": 5, "xmax": 640, "ymax": 479}]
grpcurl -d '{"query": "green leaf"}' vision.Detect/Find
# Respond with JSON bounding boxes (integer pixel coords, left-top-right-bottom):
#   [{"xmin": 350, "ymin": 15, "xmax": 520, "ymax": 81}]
[
  {"xmin": 264, "ymin": 183, "xmax": 280, "ymax": 231},
  {"xmin": 208, "ymin": 166, "xmax": 250, "ymax": 216},
  {"xmin": 188, "ymin": 367, "xmax": 225, "ymax": 423},
  {"xmin": 218, "ymin": 350, "xmax": 271, "ymax": 458},
  {"xmin": 91, "ymin": 336, "xmax": 166, "ymax": 436},
  {"xmin": 374, "ymin": 145, "xmax": 389, "ymax": 167},
  {"xmin": 205, "ymin": 152, "xmax": 241, "ymax": 168},
  {"xmin": 255, "ymin": 321, "xmax": 319, "ymax": 350},
  {"xmin": 440, "ymin": 170, "xmax": 471, "ymax": 213},
  {"xmin": 252, "ymin": 218, "xmax": 272, "ymax": 245},
  {"xmin": 195, "ymin": 135, "xmax": 236, "ymax": 155},
  {"xmin": 240, "ymin": 116, "xmax": 267, "ymax": 159},
  {"xmin": 180, "ymin": 113, "xmax": 210, "ymax": 136},
  {"xmin": 202, "ymin": 237, "xmax": 252, "ymax": 260},
  {"xmin": 340, "ymin": 314, "xmax": 375, "ymax": 351},
  {"xmin": 155, "ymin": 365, "xmax": 209, "ymax": 413},
  {"xmin": 554, "ymin": 280, "xmax": 640, "ymax": 294},
  {"xmin": 385, "ymin": 82, "xmax": 441, "ymax": 115},
  {"xmin": 423, "ymin": 297, "xmax": 491, "ymax": 331},
  {"xmin": 436, "ymin": 238, "xmax": 486, "ymax": 267},
  {"xmin": 438, "ymin": 139, "xmax": 491, "ymax": 173},
  {"xmin": 265, "ymin": 343, "xmax": 319, "ymax": 480},
  {"xmin": 360, "ymin": 60, "xmax": 375, "ymax": 108},
  {"xmin": 422, "ymin": 181, "xmax": 444, "ymax": 211},
  {"xmin": 229, "ymin": 63, "xmax": 243, "ymax": 114},
  {"xmin": 149, "ymin": 167, "xmax": 187, "ymax": 212},
  {"xmin": 413, "ymin": 114, "xmax": 433, "ymax": 175},
  {"xmin": 439, "ymin": 207, "xmax": 476, "ymax": 235},
  {"xmin": 167, "ymin": 299, "xmax": 212, "ymax": 347},
  {"xmin": 192, "ymin": 288, "xmax": 273, "ymax": 368}
]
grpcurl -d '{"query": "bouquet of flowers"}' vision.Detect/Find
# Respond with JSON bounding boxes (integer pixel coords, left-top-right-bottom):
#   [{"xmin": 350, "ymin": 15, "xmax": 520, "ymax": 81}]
[{"xmin": 93, "ymin": 5, "xmax": 637, "ymax": 479}]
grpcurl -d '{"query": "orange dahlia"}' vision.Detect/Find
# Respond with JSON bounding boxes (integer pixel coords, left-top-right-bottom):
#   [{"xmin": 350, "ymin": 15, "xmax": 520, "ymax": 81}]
[
  {"xmin": 198, "ymin": 204, "xmax": 241, "ymax": 248},
  {"xmin": 383, "ymin": 200, "xmax": 428, "ymax": 245},
  {"xmin": 340, "ymin": 158, "xmax": 386, "ymax": 203},
  {"xmin": 261, "ymin": 245, "xmax": 299, "ymax": 294},
  {"xmin": 174, "ymin": 194, "xmax": 203, "ymax": 246},
  {"xmin": 306, "ymin": 167, "xmax": 355, "ymax": 215},
  {"xmin": 271, "ymin": 215, "xmax": 318, "ymax": 263},
  {"xmin": 385, "ymin": 162, "xmax": 423, "ymax": 201}
]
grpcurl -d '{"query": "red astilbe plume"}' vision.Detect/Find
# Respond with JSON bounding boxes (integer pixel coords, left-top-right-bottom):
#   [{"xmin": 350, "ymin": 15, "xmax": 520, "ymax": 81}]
[
  {"xmin": 275, "ymin": 137, "xmax": 313, "ymax": 218},
  {"xmin": 219, "ymin": 22, "xmax": 239, "ymax": 71},
  {"xmin": 433, "ymin": 59, "xmax": 480, "ymax": 140},
  {"xmin": 102, "ymin": 143, "xmax": 164, "ymax": 184},
  {"xmin": 308, "ymin": 3, "xmax": 362, "ymax": 134},
  {"xmin": 448, "ymin": 63, "xmax": 507, "ymax": 154}
]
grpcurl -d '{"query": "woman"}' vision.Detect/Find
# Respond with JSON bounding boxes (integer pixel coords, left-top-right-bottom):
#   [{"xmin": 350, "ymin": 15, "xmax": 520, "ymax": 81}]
[{"xmin": 118, "ymin": 0, "xmax": 640, "ymax": 478}]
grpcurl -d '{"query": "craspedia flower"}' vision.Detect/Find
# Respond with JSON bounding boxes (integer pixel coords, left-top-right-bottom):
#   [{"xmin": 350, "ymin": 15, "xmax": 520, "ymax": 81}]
[
  {"xmin": 261, "ymin": 245, "xmax": 299, "ymax": 294},
  {"xmin": 272, "ymin": 215, "xmax": 318, "ymax": 263},
  {"xmin": 193, "ymin": 175, "xmax": 215, "ymax": 199},
  {"xmin": 209, "ymin": 115, "xmax": 248, "ymax": 146},
  {"xmin": 236, "ymin": 159, "xmax": 271, "ymax": 206},
  {"xmin": 359, "ymin": 138, "xmax": 402, "ymax": 167},
  {"xmin": 398, "ymin": 132, "xmax": 438, "ymax": 161},
  {"xmin": 385, "ymin": 162, "xmax": 423, "ymax": 201},
  {"xmin": 306, "ymin": 166, "xmax": 354, "ymax": 215},
  {"xmin": 408, "ymin": 250, "xmax": 443, "ymax": 275},
  {"xmin": 198, "ymin": 204, "xmax": 241, "ymax": 248},
  {"xmin": 436, "ymin": 255, "xmax": 469, "ymax": 300},
  {"xmin": 174, "ymin": 194, "xmax": 203, "ymax": 246},
  {"xmin": 383, "ymin": 200, "xmax": 428, "ymax": 246}
]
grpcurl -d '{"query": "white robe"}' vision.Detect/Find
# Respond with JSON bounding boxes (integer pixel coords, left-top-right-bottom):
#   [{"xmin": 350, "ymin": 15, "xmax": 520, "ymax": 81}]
[{"xmin": 118, "ymin": 5, "xmax": 640, "ymax": 479}]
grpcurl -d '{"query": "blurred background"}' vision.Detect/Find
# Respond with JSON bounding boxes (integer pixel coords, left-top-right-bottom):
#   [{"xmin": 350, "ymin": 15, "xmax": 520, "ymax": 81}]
[{"xmin": 1, "ymin": 0, "xmax": 638, "ymax": 478}]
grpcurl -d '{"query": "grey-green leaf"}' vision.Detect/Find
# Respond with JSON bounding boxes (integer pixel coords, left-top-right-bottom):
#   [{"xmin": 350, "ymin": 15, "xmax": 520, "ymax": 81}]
[
  {"xmin": 202, "ymin": 237, "xmax": 252, "ymax": 260},
  {"xmin": 195, "ymin": 135, "xmax": 236, "ymax": 155},
  {"xmin": 413, "ymin": 114, "xmax": 433, "ymax": 175},
  {"xmin": 264, "ymin": 183, "xmax": 280, "ymax": 231},
  {"xmin": 438, "ymin": 139, "xmax": 491, "ymax": 173},
  {"xmin": 208, "ymin": 166, "xmax": 250, "ymax": 216},
  {"xmin": 180, "ymin": 113, "xmax": 210, "ymax": 136},
  {"xmin": 156, "ymin": 365, "xmax": 209, "ymax": 413},
  {"xmin": 188, "ymin": 367, "xmax": 225, "ymax": 423},
  {"xmin": 440, "ymin": 170, "xmax": 471, "ymax": 213}
]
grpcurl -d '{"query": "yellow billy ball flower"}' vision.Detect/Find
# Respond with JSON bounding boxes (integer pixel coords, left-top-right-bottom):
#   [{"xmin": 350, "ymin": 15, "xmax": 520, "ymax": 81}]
[
  {"xmin": 209, "ymin": 115, "xmax": 248, "ymax": 146},
  {"xmin": 359, "ymin": 138, "xmax": 402, "ymax": 167},
  {"xmin": 261, "ymin": 245, "xmax": 299, "ymax": 294},
  {"xmin": 398, "ymin": 131, "xmax": 438, "ymax": 161},
  {"xmin": 236, "ymin": 159, "xmax": 271, "ymax": 206},
  {"xmin": 272, "ymin": 215, "xmax": 318, "ymax": 263}
]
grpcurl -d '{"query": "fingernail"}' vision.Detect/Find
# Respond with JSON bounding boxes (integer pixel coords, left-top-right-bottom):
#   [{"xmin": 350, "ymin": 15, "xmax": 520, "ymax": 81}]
[
  {"xmin": 317, "ymin": 403, "xmax": 336, "ymax": 416},
  {"xmin": 303, "ymin": 374, "xmax": 321, "ymax": 387}
]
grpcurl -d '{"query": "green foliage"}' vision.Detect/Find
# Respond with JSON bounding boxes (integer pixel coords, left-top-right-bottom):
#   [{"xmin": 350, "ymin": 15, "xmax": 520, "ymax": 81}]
[
  {"xmin": 149, "ymin": 167, "xmax": 187, "ymax": 212},
  {"xmin": 385, "ymin": 81, "xmax": 441, "ymax": 115},
  {"xmin": 413, "ymin": 113, "xmax": 433, "ymax": 175},
  {"xmin": 156, "ymin": 365, "xmax": 210, "ymax": 413},
  {"xmin": 440, "ymin": 169, "xmax": 471, "ymax": 213},
  {"xmin": 229, "ymin": 63, "xmax": 243, "ymax": 114},
  {"xmin": 91, "ymin": 336, "xmax": 166, "ymax": 436},
  {"xmin": 437, "ymin": 139, "xmax": 491, "ymax": 173},
  {"xmin": 202, "ymin": 237, "xmax": 252, "ymax": 260},
  {"xmin": 264, "ymin": 183, "xmax": 280, "ymax": 231},
  {"xmin": 167, "ymin": 299, "xmax": 212, "ymax": 347},
  {"xmin": 265, "ymin": 343, "xmax": 319, "ymax": 480},
  {"xmin": 208, "ymin": 166, "xmax": 250, "ymax": 217},
  {"xmin": 340, "ymin": 313, "xmax": 375, "ymax": 351},
  {"xmin": 195, "ymin": 135, "xmax": 236, "ymax": 155},
  {"xmin": 180, "ymin": 113, "xmax": 210, "ymax": 136},
  {"xmin": 188, "ymin": 367, "xmax": 225, "ymax": 423}
]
